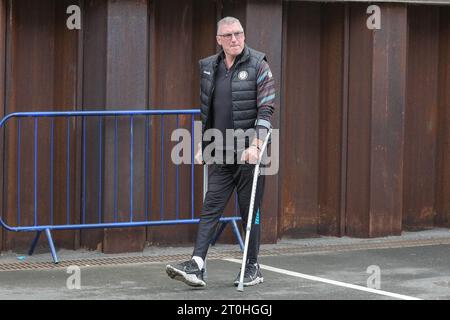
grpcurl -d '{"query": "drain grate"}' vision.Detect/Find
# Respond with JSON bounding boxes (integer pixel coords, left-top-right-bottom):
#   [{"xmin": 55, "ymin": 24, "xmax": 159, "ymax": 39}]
[
  {"xmin": 0, "ymin": 252, "xmax": 242, "ymax": 272},
  {"xmin": 1, "ymin": 237, "xmax": 450, "ymax": 272}
]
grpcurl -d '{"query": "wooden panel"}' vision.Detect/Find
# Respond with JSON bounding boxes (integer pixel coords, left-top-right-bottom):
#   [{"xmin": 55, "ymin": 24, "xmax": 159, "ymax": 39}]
[
  {"xmin": 369, "ymin": 4, "xmax": 407, "ymax": 237},
  {"xmin": 245, "ymin": 0, "xmax": 282, "ymax": 243},
  {"xmin": 73, "ymin": 0, "xmax": 85, "ymax": 251},
  {"xmin": 403, "ymin": 6, "xmax": 440, "ymax": 229},
  {"xmin": 2, "ymin": 0, "xmax": 80, "ymax": 251},
  {"xmin": 80, "ymin": 0, "xmax": 107, "ymax": 251},
  {"xmin": 279, "ymin": 1, "xmax": 288, "ymax": 239},
  {"xmin": 4, "ymin": 0, "xmax": 53, "ymax": 250},
  {"xmin": 102, "ymin": 0, "xmax": 149, "ymax": 254},
  {"xmin": 435, "ymin": 6, "xmax": 450, "ymax": 228},
  {"xmin": 318, "ymin": 3, "xmax": 344, "ymax": 236},
  {"xmin": 279, "ymin": 1, "xmax": 321, "ymax": 237},
  {"xmin": 0, "ymin": 0, "xmax": 5, "ymax": 252},
  {"xmin": 147, "ymin": 0, "xmax": 197, "ymax": 245},
  {"xmin": 346, "ymin": 3, "xmax": 407, "ymax": 237},
  {"xmin": 51, "ymin": 0, "xmax": 81, "ymax": 248},
  {"xmin": 346, "ymin": 3, "xmax": 373, "ymax": 237}
]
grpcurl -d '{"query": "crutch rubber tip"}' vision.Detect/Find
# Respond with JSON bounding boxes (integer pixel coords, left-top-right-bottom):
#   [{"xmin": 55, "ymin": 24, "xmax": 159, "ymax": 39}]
[{"xmin": 237, "ymin": 283, "xmax": 244, "ymax": 292}]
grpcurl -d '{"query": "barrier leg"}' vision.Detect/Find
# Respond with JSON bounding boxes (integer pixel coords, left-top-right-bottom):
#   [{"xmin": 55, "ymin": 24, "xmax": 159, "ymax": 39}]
[
  {"xmin": 28, "ymin": 230, "xmax": 42, "ymax": 256},
  {"xmin": 210, "ymin": 222, "xmax": 227, "ymax": 246},
  {"xmin": 230, "ymin": 220, "xmax": 244, "ymax": 251},
  {"xmin": 45, "ymin": 229, "xmax": 59, "ymax": 264}
]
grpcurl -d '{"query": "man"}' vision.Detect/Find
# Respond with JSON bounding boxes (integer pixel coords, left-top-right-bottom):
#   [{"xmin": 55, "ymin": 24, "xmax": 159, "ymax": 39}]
[{"xmin": 166, "ymin": 16, "xmax": 275, "ymax": 288}]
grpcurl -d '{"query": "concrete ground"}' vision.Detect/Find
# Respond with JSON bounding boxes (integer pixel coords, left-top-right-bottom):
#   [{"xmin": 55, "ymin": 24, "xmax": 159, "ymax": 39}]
[{"xmin": 1, "ymin": 229, "xmax": 450, "ymax": 300}]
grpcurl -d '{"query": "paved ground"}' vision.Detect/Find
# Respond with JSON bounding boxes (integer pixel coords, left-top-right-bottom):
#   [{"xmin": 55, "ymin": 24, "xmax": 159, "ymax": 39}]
[{"xmin": 1, "ymin": 229, "xmax": 450, "ymax": 300}]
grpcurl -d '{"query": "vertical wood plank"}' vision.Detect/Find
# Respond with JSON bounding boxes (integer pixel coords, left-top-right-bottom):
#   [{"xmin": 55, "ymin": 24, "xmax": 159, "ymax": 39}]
[
  {"xmin": 369, "ymin": 4, "xmax": 407, "ymax": 236},
  {"xmin": 347, "ymin": 3, "xmax": 407, "ymax": 237},
  {"xmin": 52, "ymin": 0, "xmax": 81, "ymax": 249},
  {"xmin": 4, "ymin": 0, "xmax": 56, "ymax": 250},
  {"xmin": 346, "ymin": 3, "xmax": 373, "ymax": 237},
  {"xmin": 318, "ymin": 3, "xmax": 345, "ymax": 236},
  {"xmin": 279, "ymin": 1, "xmax": 321, "ymax": 237},
  {"xmin": 3, "ymin": 0, "xmax": 80, "ymax": 251},
  {"xmin": 0, "ymin": 0, "xmax": 6, "ymax": 252},
  {"xmin": 403, "ymin": 6, "xmax": 440, "ymax": 230},
  {"xmin": 80, "ymin": 0, "xmax": 107, "ymax": 251},
  {"xmin": 102, "ymin": 0, "xmax": 149, "ymax": 253},
  {"xmin": 435, "ymin": 6, "xmax": 450, "ymax": 228}
]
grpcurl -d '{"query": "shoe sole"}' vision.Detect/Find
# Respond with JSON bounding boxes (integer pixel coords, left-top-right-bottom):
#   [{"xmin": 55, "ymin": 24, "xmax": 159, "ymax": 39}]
[
  {"xmin": 234, "ymin": 277, "xmax": 264, "ymax": 287},
  {"xmin": 166, "ymin": 265, "xmax": 206, "ymax": 288}
]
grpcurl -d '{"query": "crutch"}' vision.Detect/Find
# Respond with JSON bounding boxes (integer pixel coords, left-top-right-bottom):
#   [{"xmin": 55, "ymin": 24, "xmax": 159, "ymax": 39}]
[
  {"xmin": 237, "ymin": 128, "xmax": 272, "ymax": 292},
  {"xmin": 203, "ymin": 164, "xmax": 208, "ymax": 279}
]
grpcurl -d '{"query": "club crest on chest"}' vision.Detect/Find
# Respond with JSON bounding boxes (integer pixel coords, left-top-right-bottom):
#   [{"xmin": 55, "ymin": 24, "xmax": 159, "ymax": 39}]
[{"xmin": 238, "ymin": 70, "xmax": 249, "ymax": 80}]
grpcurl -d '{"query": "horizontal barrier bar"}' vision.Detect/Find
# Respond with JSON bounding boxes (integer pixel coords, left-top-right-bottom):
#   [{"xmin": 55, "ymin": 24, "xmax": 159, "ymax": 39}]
[
  {"xmin": 0, "ymin": 109, "xmax": 200, "ymax": 126},
  {"xmin": 10, "ymin": 217, "xmax": 241, "ymax": 232}
]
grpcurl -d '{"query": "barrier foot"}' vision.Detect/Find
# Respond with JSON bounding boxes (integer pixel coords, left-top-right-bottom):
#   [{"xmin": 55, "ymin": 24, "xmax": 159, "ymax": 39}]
[
  {"xmin": 28, "ymin": 230, "xmax": 42, "ymax": 256},
  {"xmin": 45, "ymin": 229, "xmax": 59, "ymax": 264},
  {"xmin": 231, "ymin": 220, "xmax": 244, "ymax": 251},
  {"xmin": 211, "ymin": 222, "xmax": 228, "ymax": 246}
]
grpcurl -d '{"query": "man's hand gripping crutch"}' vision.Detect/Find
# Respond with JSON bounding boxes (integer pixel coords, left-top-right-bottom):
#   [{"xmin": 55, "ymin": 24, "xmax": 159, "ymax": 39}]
[{"xmin": 237, "ymin": 128, "xmax": 272, "ymax": 292}]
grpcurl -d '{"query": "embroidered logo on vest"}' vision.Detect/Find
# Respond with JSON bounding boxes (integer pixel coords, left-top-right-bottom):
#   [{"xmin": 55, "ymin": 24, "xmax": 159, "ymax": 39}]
[{"xmin": 238, "ymin": 70, "xmax": 248, "ymax": 80}]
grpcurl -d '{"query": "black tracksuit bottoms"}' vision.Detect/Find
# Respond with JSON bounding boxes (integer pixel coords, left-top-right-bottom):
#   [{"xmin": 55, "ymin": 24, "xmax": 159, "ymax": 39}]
[{"xmin": 193, "ymin": 163, "xmax": 265, "ymax": 264}]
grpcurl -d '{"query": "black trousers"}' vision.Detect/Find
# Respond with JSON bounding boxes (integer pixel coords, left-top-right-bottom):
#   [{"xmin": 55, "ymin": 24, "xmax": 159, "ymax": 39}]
[{"xmin": 193, "ymin": 163, "xmax": 265, "ymax": 264}]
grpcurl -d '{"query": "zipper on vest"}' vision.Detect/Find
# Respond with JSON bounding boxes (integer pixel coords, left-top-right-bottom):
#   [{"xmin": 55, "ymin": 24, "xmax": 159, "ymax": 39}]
[
  {"xmin": 229, "ymin": 59, "xmax": 246, "ymax": 130},
  {"xmin": 204, "ymin": 85, "xmax": 215, "ymax": 131}
]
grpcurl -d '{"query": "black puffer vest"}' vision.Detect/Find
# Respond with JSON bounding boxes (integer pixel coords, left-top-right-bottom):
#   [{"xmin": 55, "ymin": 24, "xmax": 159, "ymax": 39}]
[{"xmin": 199, "ymin": 46, "xmax": 266, "ymax": 152}]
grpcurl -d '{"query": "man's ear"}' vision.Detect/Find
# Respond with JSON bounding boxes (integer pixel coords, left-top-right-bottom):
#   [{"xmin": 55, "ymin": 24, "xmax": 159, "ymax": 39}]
[{"xmin": 216, "ymin": 36, "xmax": 222, "ymax": 47}]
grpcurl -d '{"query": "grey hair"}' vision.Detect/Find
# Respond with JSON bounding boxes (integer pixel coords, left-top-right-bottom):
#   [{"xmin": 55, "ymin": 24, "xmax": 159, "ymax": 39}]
[{"xmin": 217, "ymin": 17, "xmax": 243, "ymax": 35}]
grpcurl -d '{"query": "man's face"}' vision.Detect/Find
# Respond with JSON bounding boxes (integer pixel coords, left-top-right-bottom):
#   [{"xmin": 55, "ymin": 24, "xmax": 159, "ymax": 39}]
[{"xmin": 216, "ymin": 22, "xmax": 245, "ymax": 58}]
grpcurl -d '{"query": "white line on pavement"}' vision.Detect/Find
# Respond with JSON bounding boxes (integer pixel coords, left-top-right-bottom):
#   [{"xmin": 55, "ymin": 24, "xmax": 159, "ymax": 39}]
[{"xmin": 223, "ymin": 258, "xmax": 422, "ymax": 300}]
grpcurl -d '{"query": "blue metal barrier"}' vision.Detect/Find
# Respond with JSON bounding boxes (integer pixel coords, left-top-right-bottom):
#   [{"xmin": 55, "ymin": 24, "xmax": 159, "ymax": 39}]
[{"xmin": 0, "ymin": 109, "xmax": 243, "ymax": 263}]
